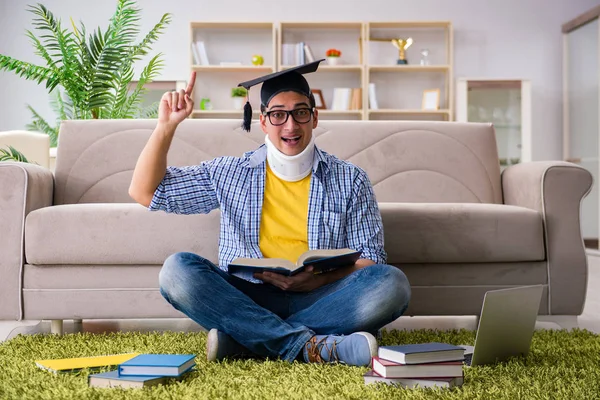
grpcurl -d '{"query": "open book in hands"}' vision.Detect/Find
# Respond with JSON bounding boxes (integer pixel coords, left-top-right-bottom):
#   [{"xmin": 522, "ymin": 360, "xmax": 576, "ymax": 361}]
[{"xmin": 227, "ymin": 248, "xmax": 362, "ymax": 276}]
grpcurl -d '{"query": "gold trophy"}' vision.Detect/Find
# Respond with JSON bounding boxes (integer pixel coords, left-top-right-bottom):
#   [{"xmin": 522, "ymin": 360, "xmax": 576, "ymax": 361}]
[{"xmin": 391, "ymin": 37, "xmax": 413, "ymax": 64}]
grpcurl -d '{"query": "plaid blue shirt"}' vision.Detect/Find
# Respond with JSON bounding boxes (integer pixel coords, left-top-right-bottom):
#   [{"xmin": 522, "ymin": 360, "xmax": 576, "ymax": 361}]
[{"xmin": 149, "ymin": 145, "xmax": 386, "ymax": 282}]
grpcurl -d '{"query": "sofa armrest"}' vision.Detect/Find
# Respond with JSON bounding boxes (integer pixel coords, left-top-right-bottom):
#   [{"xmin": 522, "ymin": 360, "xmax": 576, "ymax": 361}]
[
  {"xmin": 502, "ymin": 161, "xmax": 593, "ymax": 315},
  {"xmin": 0, "ymin": 162, "xmax": 54, "ymax": 320}
]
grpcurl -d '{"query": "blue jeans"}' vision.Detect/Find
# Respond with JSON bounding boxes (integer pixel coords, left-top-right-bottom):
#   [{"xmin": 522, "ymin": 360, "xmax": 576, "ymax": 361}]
[{"xmin": 159, "ymin": 252, "xmax": 411, "ymax": 362}]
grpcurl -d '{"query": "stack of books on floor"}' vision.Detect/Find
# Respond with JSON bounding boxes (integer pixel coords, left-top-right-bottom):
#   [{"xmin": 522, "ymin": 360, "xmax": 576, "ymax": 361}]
[
  {"xmin": 36, "ymin": 353, "xmax": 196, "ymax": 389},
  {"xmin": 89, "ymin": 353, "xmax": 196, "ymax": 388},
  {"xmin": 364, "ymin": 342, "xmax": 465, "ymax": 389}
]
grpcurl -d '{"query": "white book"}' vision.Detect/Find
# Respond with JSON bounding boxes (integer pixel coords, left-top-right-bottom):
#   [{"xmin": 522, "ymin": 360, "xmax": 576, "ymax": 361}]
[
  {"xmin": 342, "ymin": 88, "xmax": 352, "ymax": 110},
  {"xmin": 190, "ymin": 43, "xmax": 200, "ymax": 65},
  {"xmin": 195, "ymin": 41, "xmax": 210, "ymax": 66},
  {"xmin": 282, "ymin": 44, "xmax": 294, "ymax": 65},
  {"xmin": 298, "ymin": 42, "xmax": 305, "ymax": 64},
  {"xmin": 304, "ymin": 44, "xmax": 315, "ymax": 62},
  {"xmin": 331, "ymin": 88, "xmax": 343, "ymax": 110},
  {"xmin": 332, "ymin": 88, "xmax": 352, "ymax": 111},
  {"xmin": 363, "ymin": 370, "xmax": 464, "ymax": 389},
  {"xmin": 369, "ymin": 83, "xmax": 379, "ymax": 110}
]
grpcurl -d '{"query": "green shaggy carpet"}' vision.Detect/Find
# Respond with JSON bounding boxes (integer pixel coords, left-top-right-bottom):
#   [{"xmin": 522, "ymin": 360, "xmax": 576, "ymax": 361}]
[{"xmin": 1, "ymin": 328, "xmax": 600, "ymax": 399}]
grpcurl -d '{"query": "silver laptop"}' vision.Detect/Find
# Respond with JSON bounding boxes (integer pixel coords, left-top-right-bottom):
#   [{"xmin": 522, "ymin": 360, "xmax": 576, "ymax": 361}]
[{"xmin": 462, "ymin": 285, "xmax": 544, "ymax": 366}]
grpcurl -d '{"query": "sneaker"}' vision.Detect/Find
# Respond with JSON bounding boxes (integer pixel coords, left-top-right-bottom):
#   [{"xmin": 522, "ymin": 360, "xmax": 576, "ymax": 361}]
[
  {"xmin": 206, "ymin": 328, "xmax": 251, "ymax": 362},
  {"xmin": 303, "ymin": 332, "xmax": 378, "ymax": 367}
]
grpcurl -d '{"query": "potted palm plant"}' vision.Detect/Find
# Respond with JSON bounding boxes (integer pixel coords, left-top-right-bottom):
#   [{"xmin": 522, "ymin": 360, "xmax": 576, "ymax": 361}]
[{"xmin": 0, "ymin": 0, "xmax": 171, "ymax": 162}]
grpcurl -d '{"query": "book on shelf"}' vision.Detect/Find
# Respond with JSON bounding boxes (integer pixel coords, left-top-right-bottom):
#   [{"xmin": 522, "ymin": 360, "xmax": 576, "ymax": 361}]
[
  {"xmin": 332, "ymin": 88, "xmax": 351, "ymax": 110},
  {"xmin": 35, "ymin": 353, "xmax": 139, "ymax": 374},
  {"xmin": 88, "ymin": 370, "xmax": 189, "ymax": 389},
  {"xmin": 350, "ymin": 88, "xmax": 362, "ymax": 110},
  {"xmin": 282, "ymin": 43, "xmax": 294, "ymax": 65},
  {"xmin": 228, "ymin": 248, "xmax": 361, "ymax": 276},
  {"xmin": 363, "ymin": 370, "xmax": 464, "ymax": 389},
  {"xmin": 332, "ymin": 88, "xmax": 362, "ymax": 111},
  {"xmin": 368, "ymin": 83, "xmax": 378, "ymax": 110},
  {"xmin": 193, "ymin": 41, "xmax": 209, "ymax": 65},
  {"xmin": 372, "ymin": 357, "xmax": 464, "ymax": 379},
  {"xmin": 281, "ymin": 42, "xmax": 308, "ymax": 65},
  {"xmin": 378, "ymin": 342, "xmax": 465, "ymax": 365},
  {"xmin": 297, "ymin": 42, "xmax": 305, "ymax": 64},
  {"xmin": 191, "ymin": 43, "xmax": 200, "ymax": 65},
  {"xmin": 304, "ymin": 44, "xmax": 315, "ymax": 62},
  {"xmin": 118, "ymin": 354, "xmax": 196, "ymax": 377}
]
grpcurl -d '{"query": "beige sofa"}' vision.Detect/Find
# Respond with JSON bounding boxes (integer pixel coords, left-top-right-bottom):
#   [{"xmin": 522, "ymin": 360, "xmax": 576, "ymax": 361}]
[{"xmin": 0, "ymin": 119, "xmax": 592, "ymax": 334}]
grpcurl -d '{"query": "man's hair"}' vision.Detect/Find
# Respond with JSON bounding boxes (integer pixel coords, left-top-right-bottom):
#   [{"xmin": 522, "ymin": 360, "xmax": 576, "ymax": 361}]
[{"xmin": 260, "ymin": 92, "xmax": 316, "ymax": 113}]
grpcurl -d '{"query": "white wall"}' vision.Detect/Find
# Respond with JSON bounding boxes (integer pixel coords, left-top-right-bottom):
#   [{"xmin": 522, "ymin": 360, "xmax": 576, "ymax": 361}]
[{"xmin": 0, "ymin": 0, "xmax": 597, "ymax": 160}]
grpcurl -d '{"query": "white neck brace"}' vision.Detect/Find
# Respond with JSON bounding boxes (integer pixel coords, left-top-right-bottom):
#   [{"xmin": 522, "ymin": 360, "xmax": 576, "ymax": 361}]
[{"xmin": 265, "ymin": 135, "xmax": 315, "ymax": 182}]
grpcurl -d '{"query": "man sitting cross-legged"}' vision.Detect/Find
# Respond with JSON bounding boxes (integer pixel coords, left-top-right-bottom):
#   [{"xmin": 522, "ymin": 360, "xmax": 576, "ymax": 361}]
[{"xmin": 128, "ymin": 60, "xmax": 411, "ymax": 366}]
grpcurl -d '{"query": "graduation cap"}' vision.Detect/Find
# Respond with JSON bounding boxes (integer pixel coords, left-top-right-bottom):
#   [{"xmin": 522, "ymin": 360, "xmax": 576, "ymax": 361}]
[{"xmin": 237, "ymin": 59, "xmax": 325, "ymax": 132}]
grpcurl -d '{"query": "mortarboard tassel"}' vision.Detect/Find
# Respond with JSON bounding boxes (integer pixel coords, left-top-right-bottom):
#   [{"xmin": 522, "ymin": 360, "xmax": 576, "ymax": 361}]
[{"xmin": 242, "ymin": 98, "xmax": 252, "ymax": 132}]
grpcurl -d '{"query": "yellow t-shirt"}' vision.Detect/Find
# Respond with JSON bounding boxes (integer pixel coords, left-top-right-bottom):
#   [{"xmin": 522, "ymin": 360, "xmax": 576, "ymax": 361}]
[{"xmin": 259, "ymin": 163, "xmax": 311, "ymax": 263}]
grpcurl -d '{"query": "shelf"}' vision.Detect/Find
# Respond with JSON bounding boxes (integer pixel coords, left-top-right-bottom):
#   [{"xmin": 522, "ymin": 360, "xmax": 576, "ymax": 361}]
[
  {"xmin": 369, "ymin": 21, "xmax": 452, "ymax": 29},
  {"xmin": 281, "ymin": 64, "xmax": 363, "ymax": 71},
  {"xmin": 280, "ymin": 22, "xmax": 363, "ymax": 29},
  {"xmin": 369, "ymin": 109, "xmax": 451, "ymax": 115},
  {"xmin": 191, "ymin": 110, "xmax": 260, "ymax": 117},
  {"xmin": 192, "ymin": 109, "xmax": 364, "ymax": 118},
  {"xmin": 192, "ymin": 65, "xmax": 275, "ymax": 72},
  {"xmin": 191, "ymin": 22, "xmax": 273, "ymax": 29},
  {"xmin": 319, "ymin": 110, "xmax": 363, "ymax": 115},
  {"xmin": 369, "ymin": 65, "xmax": 450, "ymax": 72},
  {"xmin": 189, "ymin": 20, "xmax": 453, "ymax": 122}
]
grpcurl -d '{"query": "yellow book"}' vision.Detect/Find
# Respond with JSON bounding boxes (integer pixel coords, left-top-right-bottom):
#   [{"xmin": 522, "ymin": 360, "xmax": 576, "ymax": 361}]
[{"xmin": 35, "ymin": 353, "xmax": 139, "ymax": 373}]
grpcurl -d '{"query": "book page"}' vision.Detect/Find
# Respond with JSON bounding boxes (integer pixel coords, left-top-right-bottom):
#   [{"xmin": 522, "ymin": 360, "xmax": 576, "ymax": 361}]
[
  {"xmin": 229, "ymin": 257, "xmax": 297, "ymax": 271},
  {"xmin": 297, "ymin": 248, "xmax": 356, "ymax": 266}
]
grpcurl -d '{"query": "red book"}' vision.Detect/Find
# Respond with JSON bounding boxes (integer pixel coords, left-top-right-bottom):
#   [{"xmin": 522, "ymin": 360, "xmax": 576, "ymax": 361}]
[{"xmin": 372, "ymin": 356, "xmax": 463, "ymax": 379}]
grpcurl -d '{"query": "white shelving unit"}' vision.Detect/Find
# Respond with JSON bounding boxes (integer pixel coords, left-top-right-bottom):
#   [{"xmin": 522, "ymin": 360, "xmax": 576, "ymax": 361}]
[{"xmin": 188, "ymin": 21, "xmax": 453, "ymax": 121}]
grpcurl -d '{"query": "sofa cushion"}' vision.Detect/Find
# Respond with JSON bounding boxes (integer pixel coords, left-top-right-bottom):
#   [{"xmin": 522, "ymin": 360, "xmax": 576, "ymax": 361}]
[
  {"xmin": 54, "ymin": 120, "xmax": 502, "ymax": 205},
  {"xmin": 380, "ymin": 203, "xmax": 545, "ymax": 263},
  {"xmin": 25, "ymin": 202, "xmax": 544, "ymax": 266},
  {"xmin": 25, "ymin": 204, "xmax": 220, "ymax": 265}
]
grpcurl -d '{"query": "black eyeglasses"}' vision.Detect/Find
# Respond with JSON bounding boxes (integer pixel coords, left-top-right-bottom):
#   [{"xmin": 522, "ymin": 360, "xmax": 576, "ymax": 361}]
[{"xmin": 263, "ymin": 108, "xmax": 314, "ymax": 126}]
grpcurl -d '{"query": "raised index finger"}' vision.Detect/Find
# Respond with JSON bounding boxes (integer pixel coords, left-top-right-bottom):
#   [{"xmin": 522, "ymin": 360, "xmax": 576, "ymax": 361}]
[{"xmin": 185, "ymin": 71, "xmax": 196, "ymax": 95}]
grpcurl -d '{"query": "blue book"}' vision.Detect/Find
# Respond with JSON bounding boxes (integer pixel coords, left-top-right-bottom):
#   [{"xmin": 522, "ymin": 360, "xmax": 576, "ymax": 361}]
[
  {"xmin": 118, "ymin": 354, "xmax": 196, "ymax": 377},
  {"xmin": 378, "ymin": 342, "xmax": 465, "ymax": 365},
  {"xmin": 88, "ymin": 370, "xmax": 171, "ymax": 388}
]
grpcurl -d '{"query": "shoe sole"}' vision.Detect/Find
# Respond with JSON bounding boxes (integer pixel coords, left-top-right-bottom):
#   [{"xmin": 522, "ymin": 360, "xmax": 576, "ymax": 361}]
[
  {"xmin": 206, "ymin": 328, "xmax": 219, "ymax": 362},
  {"xmin": 355, "ymin": 331, "xmax": 378, "ymax": 367}
]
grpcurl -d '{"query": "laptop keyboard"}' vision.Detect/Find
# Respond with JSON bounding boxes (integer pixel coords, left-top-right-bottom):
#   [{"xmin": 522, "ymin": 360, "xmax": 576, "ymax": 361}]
[{"xmin": 463, "ymin": 353, "xmax": 473, "ymax": 366}]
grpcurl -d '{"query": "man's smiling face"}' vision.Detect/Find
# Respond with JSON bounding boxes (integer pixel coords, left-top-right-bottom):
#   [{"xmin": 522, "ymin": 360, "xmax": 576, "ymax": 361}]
[{"xmin": 260, "ymin": 91, "xmax": 318, "ymax": 156}]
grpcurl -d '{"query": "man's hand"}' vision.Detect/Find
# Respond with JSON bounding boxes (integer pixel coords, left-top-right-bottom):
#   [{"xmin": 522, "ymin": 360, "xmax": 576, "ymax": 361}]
[
  {"xmin": 254, "ymin": 266, "xmax": 325, "ymax": 292},
  {"xmin": 158, "ymin": 71, "xmax": 196, "ymax": 127}
]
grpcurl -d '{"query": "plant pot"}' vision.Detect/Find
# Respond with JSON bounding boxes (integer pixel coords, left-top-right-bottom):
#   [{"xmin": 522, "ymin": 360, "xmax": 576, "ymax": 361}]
[
  {"xmin": 232, "ymin": 97, "xmax": 245, "ymax": 110},
  {"xmin": 327, "ymin": 57, "xmax": 340, "ymax": 66}
]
